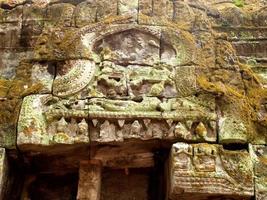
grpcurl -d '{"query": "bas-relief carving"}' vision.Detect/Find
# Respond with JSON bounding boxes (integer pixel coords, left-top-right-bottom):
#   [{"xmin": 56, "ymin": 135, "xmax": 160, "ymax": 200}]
[
  {"xmin": 17, "ymin": 21, "xmax": 218, "ymax": 149},
  {"xmin": 18, "ymin": 93, "xmax": 217, "ymax": 147},
  {"xmin": 17, "ymin": 95, "xmax": 89, "ymax": 149},
  {"xmin": 89, "ymin": 96, "xmax": 216, "ymax": 143},
  {"xmin": 169, "ymin": 143, "xmax": 254, "ymax": 199},
  {"xmin": 53, "ymin": 60, "xmax": 96, "ymax": 97}
]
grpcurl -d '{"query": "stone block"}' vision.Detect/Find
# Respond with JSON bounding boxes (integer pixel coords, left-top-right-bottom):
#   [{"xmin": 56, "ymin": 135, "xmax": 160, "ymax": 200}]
[
  {"xmin": 74, "ymin": 1, "xmax": 97, "ymax": 27},
  {"xmin": 168, "ymin": 142, "xmax": 254, "ymax": 199},
  {"xmin": 0, "ymin": 99, "xmax": 21, "ymax": 149},
  {"xmin": 118, "ymin": 0, "xmax": 138, "ymax": 21},
  {"xmin": 0, "ymin": 23, "xmax": 21, "ymax": 49},
  {"xmin": 46, "ymin": 3, "xmax": 75, "ymax": 27},
  {"xmin": 138, "ymin": 0, "xmax": 173, "ymax": 25},
  {"xmin": 250, "ymin": 145, "xmax": 267, "ymax": 200},
  {"xmin": 0, "ymin": 6, "xmax": 22, "ymax": 23},
  {"xmin": 31, "ymin": 62, "xmax": 55, "ymax": 93},
  {"xmin": 21, "ymin": 4, "xmax": 46, "ymax": 47},
  {"xmin": 175, "ymin": 66, "xmax": 197, "ymax": 97},
  {"xmin": 17, "ymin": 95, "xmax": 90, "ymax": 152},
  {"xmin": 96, "ymin": 0, "xmax": 117, "ymax": 22}
]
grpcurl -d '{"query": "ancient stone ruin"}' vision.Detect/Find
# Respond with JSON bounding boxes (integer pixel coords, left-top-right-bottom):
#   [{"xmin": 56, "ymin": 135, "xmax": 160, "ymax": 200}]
[{"xmin": 0, "ymin": 0, "xmax": 267, "ymax": 199}]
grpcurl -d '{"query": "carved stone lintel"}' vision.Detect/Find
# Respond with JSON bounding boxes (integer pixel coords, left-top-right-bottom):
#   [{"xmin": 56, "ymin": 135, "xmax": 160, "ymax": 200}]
[
  {"xmin": 17, "ymin": 95, "xmax": 90, "ymax": 151},
  {"xmin": 77, "ymin": 160, "xmax": 102, "ymax": 200}
]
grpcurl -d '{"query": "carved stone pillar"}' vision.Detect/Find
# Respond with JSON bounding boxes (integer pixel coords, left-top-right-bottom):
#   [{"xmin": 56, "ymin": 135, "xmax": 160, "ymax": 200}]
[{"xmin": 77, "ymin": 160, "xmax": 102, "ymax": 200}]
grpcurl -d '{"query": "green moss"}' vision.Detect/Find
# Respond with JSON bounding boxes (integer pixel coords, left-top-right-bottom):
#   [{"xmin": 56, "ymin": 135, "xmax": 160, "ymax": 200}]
[
  {"xmin": 240, "ymin": 31, "xmax": 253, "ymax": 39},
  {"xmin": 246, "ymin": 57, "xmax": 258, "ymax": 67},
  {"xmin": 233, "ymin": 0, "xmax": 244, "ymax": 7},
  {"xmin": 0, "ymin": 59, "xmax": 44, "ymax": 148},
  {"xmin": 197, "ymin": 59, "xmax": 267, "ymax": 141}
]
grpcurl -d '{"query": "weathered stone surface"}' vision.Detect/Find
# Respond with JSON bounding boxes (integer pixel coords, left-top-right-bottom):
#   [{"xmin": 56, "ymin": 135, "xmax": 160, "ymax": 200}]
[
  {"xmin": 17, "ymin": 95, "xmax": 89, "ymax": 151},
  {"xmin": 194, "ymin": 31, "xmax": 216, "ymax": 67},
  {"xmin": 233, "ymin": 40, "xmax": 267, "ymax": 59},
  {"xmin": 127, "ymin": 64, "xmax": 177, "ymax": 98},
  {"xmin": 77, "ymin": 161, "xmax": 102, "ymax": 200},
  {"xmin": 138, "ymin": 0, "xmax": 173, "ymax": 25},
  {"xmin": 161, "ymin": 28, "xmax": 197, "ymax": 66},
  {"xmin": 92, "ymin": 145, "xmax": 154, "ymax": 169},
  {"xmin": 21, "ymin": 4, "xmax": 46, "ymax": 48},
  {"xmin": 250, "ymin": 145, "xmax": 267, "ymax": 200},
  {"xmin": 96, "ymin": 0, "xmax": 117, "ymax": 22},
  {"xmin": 175, "ymin": 66, "xmax": 197, "ymax": 97},
  {"xmin": 0, "ymin": 5, "xmax": 23, "ymax": 23},
  {"xmin": 91, "ymin": 25, "xmax": 161, "ymax": 66},
  {"xmin": 0, "ymin": 0, "xmax": 267, "ymax": 199},
  {"xmin": 88, "ymin": 94, "xmax": 216, "ymax": 143},
  {"xmin": 168, "ymin": 142, "xmax": 254, "ymax": 199},
  {"xmin": 0, "ymin": 6, "xmax": 22, "ymax": 49},
  {"xmin": 0, "ymin": 50, "xmax": 33, "ymax": 79},
  {"xmin": 46, "ymin": 3, "xmax": 75, "ymax": 27},
  {"xmin": 31, "ymin": 62, "xmax": 55, "ymax": 93},
  {"xmin": 219, "ymin": 116, "xmax": 248, "ymax": 144},
  {"xmin": 0, "ymin": 99, "xmax": 21, "ymax": 148},
  {"xmin": 53, "ymin": 59, "xmax": 96, "ymax": 97},
  {"xmin": 173, "ymin": 1, "xmax": 195, "ymax": 28},
  {"xmin": 118, "ymin": 0, "xmax": 138, "ymax": 21},
  {"xmin": 74, "ymin": 1, "xmax": 97, "ymax": 27},
  {"xmin": 0, "ymin": 148, "xmax": 8, "ymax": 199}
]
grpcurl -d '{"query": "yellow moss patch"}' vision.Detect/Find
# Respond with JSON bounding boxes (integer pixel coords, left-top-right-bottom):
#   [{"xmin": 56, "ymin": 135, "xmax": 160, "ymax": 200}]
[
  {"xmin": 0, "ymin": 79, "xmax": 10, "ymax": 97},
  {"xmin": 197, "ymin": 76, "xmax": 243, "ymax": 98},
  {"xmin": 1, "ymin": 61, "xmax": 44, "ymax": 99},
  {"xmin": 0, "ymin": 98, "xmax": 21, "ymax": 124},
  {"xmin": 138, "ymin": 13, "xmax": 191, "ymax": 31}
]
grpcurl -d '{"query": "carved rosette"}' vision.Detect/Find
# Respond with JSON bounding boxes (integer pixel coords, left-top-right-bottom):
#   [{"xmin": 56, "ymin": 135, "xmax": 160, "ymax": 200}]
[{"xmin": 53, "ymin": 60, "xmax": 96, "ymax": 97}]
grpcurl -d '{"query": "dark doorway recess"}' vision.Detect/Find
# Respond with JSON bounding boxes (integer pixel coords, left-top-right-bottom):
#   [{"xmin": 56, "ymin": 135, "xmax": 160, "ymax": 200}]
[
  {"xmin": 100, "ymin": 148, "xmax": 169, "ymax": 200},
  {"xmin": 28, "ymin": 172, "xmax": 78, "ymax": 200}
]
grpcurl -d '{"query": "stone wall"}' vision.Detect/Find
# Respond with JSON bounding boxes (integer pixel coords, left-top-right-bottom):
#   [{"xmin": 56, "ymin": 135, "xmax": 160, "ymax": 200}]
[{"xmin": 0, "ymin": 0, "xmax": 267, "ymax": 199}]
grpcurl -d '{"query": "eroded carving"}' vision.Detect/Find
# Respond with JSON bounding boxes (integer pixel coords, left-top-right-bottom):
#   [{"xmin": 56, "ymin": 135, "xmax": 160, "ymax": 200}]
[
  {"xmin": 88, "ymin": 95, "xmax": 216, "ymax": 142},
  {"xmin": 169, "ymin": 143, "xmax": 254, "ymax": 199},
  {"xmin": 17, "ymin": 95, "xmax": 89, "ymax": 150},
  {"xmin": 94, "ymin": 29, "xmax": 160, "ymax": 65},
  {"xmin": 53, "ymin": 60, "xmax": 96, "ymax": 97}
]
